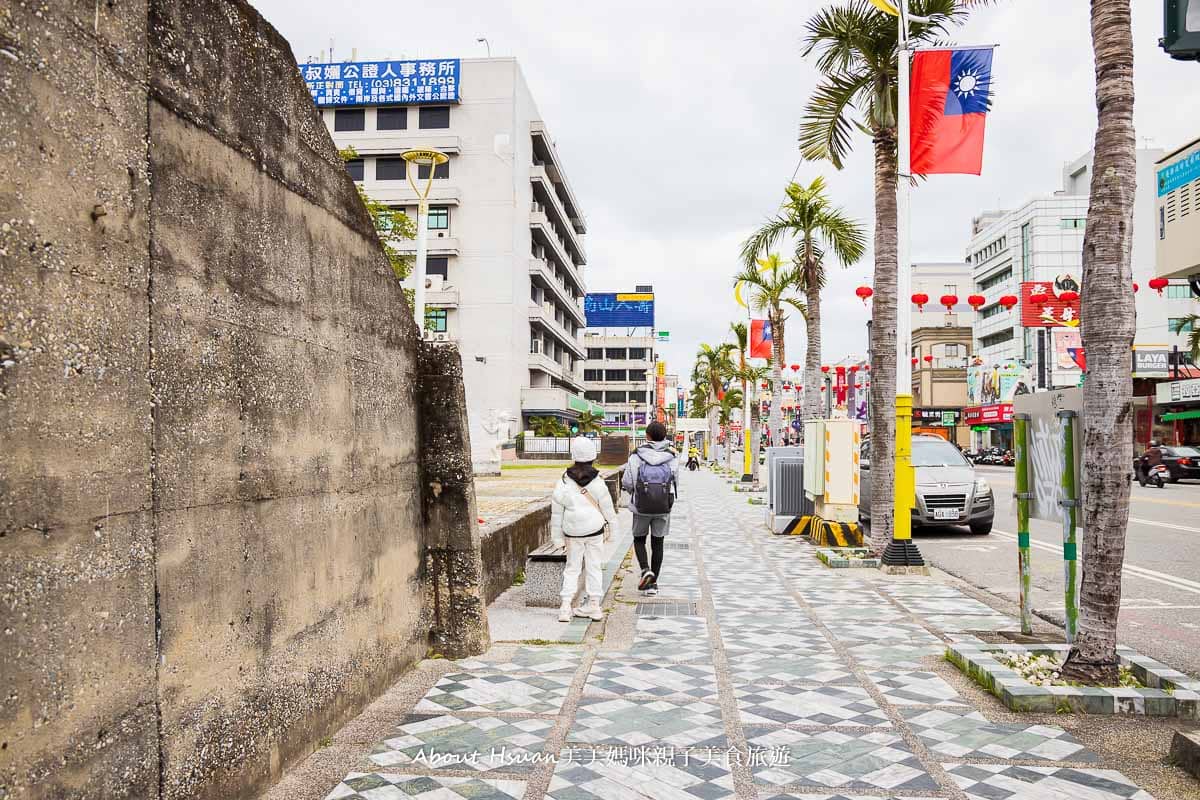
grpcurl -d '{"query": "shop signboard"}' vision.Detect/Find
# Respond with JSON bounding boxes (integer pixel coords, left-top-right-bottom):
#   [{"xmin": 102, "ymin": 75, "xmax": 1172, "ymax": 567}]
[
  {"xmin": 302, "ymin": 59, "xmax": 460, "ymax": 106},
  {"xmin": 914, "ymin": 408, "xmax": 961, "ymax": 425},
  {"xmin": 967, "ymin": 359, "xmax": 1033, "ymax": 405},
  {"xmin": 1019, "ymin": 280, "xmax": 1081, "ymax": 328},
  {"xmin": 1132, "ymin": 346, "xmax": 1171, "ymax": 378},
  {"xmin": 1013, "ymin": 388, "xmax": 1083, "ymax": 523},
  {"xmin": 1157, "ymin": 377, "xmax": 1200, "ymax": 404},
  {"xmin": 962, "ymin": 404, "xmax": 1013, "ymax": 425}
]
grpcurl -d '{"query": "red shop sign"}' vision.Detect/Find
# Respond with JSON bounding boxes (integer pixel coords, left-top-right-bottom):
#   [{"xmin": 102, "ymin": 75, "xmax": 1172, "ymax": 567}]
[
  {"xmin": 1020, "ymin": 281, "xmax": 1081, "ymax": 328},
  {"xmin": 962, "ymin": 403, "xmax": 1013, "ymax": 425}
]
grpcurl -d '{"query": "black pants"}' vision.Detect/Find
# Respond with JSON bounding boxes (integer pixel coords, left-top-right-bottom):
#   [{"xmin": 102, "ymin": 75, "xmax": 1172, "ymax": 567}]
[{"xmin": 634, "ymin": 535, "xmax": 664, "ymax": 579}]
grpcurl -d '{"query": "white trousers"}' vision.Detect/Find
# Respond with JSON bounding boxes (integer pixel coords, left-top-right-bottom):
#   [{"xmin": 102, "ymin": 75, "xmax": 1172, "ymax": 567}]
[{"xmin": 561, "ymin": 534, "xmax": 604, "ymax": 604}]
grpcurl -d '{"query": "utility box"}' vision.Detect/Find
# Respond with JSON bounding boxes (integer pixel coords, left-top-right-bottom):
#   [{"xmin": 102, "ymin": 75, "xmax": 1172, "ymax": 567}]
[
  {"xmin": 803, "ymin": 419, "xmax": 825, "ymax": 499},
  {"xmin": 815, "ymin": 418, "xmax": 862, "ymax": 524}
]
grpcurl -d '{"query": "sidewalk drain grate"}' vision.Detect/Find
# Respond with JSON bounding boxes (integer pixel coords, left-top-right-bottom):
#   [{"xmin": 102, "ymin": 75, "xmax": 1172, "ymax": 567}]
[
  {"xmin": 635, "ymin": 602, "xmax": 701, "ymax": 616},
  {"xmin": 665, "ymin": 542, "xmax": 691, "ymax": 550}
]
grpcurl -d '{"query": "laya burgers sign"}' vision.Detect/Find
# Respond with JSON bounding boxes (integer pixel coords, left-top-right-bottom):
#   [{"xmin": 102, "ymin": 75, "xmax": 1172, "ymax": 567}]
[{"xmin": 1132, "ymin": 347, "xmax": 1171, "ymax": 378}]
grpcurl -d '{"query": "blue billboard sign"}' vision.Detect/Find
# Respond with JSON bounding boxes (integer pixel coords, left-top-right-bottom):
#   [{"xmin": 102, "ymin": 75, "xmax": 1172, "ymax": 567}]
[
  {"xmin": 584, "ymin": 293, "xmax": 655, "ymax": 328},
  {"xmin": 1157, "ymin": 149, "xmax": 1200, "ymax": 196},
  {"xmin": 301, "ymin": 59, "xmax": 460, "ymax": 107}
]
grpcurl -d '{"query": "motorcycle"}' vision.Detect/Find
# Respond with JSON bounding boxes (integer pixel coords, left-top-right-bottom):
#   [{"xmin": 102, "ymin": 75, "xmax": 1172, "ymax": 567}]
[{"xmin": 1146, "ymin": 463, "xmax": 1169, "ymax": 488}]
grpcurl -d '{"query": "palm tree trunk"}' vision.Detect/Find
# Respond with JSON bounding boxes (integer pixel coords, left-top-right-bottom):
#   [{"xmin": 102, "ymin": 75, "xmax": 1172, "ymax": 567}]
[
  {"xmin": 1062, "ymin": 0, "xmax": 1136, "ymax": 686},
  {"xmin": 769, "ymin": 310, "xmax": 785, "ymax": 446},
  {"xmin": 802, "ymin": 247, "xmax": 822, "ymax": 426},
  {"xmin": 868, "ymin": 128, "xmax": 899, "ymax": 554}
]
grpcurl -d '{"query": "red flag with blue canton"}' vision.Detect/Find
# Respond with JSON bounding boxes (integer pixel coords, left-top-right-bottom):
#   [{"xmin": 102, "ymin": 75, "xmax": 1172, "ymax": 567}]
[
  {"xmin": 750, "ymin": 319, "xmax": 772, "ymax": 359},
  {"xmin": 910, "ymin": 46, "xmax": 994, "ymax": 175}
]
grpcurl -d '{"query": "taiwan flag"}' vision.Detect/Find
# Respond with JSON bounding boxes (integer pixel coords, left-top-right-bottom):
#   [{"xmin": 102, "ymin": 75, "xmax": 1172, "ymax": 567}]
[
  {"xmin": 910, "ymin": 46, "xmax": 994, "ymax": 175},
  {"xmin": 750, "ymin": 319, "xmax": 772, "ymax": 359}
]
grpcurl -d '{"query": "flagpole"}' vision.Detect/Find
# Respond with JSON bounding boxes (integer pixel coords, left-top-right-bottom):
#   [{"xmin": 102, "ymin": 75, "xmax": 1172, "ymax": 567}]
[
  {"xmin": 743, "ymin": 300, "xmax": 753, "ymax": 482},
  {"xmin": 883, "ymin": 0, "xmax": 924, "ymax": 569}
]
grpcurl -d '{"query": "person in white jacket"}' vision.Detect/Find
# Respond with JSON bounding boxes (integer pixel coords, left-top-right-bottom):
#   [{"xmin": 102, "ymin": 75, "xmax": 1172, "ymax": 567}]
[{"xmin": 550, "ymin": 437, "xmax": 620, "ymax": 622}]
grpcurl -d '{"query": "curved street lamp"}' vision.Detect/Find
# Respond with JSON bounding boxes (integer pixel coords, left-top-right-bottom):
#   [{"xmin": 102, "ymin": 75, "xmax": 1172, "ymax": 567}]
[{"xmin": 402, "ymin": 148, "xmax": 450, "ymax": 334}]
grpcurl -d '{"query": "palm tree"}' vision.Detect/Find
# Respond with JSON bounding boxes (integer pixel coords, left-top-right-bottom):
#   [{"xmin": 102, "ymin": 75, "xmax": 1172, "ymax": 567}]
[
  {"xmin": 694, "ymin": 343, "xmax": 736, "ymax": 454},
  {"xmin": 799, "ymin": 0, "xmax": 975, "ymax": 551},
  {"xmin": 1061, "ymin": 0, "xmax": 1137, "ymax": 686},
  {"xmin": 717, "ymin": 387, "xmax": 745, "ymax": 428},
  {"xmin": 575, "ymin": 411, "xmax": 604, "ymax": 436},
  {"xmin": 731, "ymin": 255, "xmax": 806, "ymax": 446},
  {"xmin": 1173, "ymin": 315, "xmax": 1200, "ymax": 363},
  {"xmin": 741, "ymin": 178, "xmax": 867, "ymax": 427},
  {"xmin": 529, "ymin": 416, "xmax": 569, "ymax": 438}
]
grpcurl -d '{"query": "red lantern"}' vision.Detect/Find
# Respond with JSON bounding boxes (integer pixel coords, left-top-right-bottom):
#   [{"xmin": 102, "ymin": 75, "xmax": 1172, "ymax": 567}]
[
  {"xmin": 940, "ymin": 294, "xmax": 959, "ymax": 311},
  {"xmin": 821, "ymin": 365, "xmax": 830, "ymax": 373},
  {"xmin": 854, "ymin": 383, "xmax": 862, "ymax": 390},
  {"xmin": 835, "ymin": 365, "xmax": 846, "ymax": 375},
  {"xmin": 863, "ymin": 365, "xmax": 870, "ymax": 371},
  {"xmin": 1029, "ymin": 290, "xmax": 1049, "ymax": 304},
  {"xmin": 717, "ymin": 390, "xmax": 725, "ymax": 400},
  {"xmin": 1149, "ymin": 277, "xmax": 1169, "ymax": 295},
  {"xmin": 855, "ymin": 285, "xmax": 874, "ymax": 305},
  {"xmin": 849, "ymin": 365, "xmax": 859, "ymax": 373},
  {"xmin": 923, "ymin": 355, "xmax": 934, "ymax": 363},
  {"xmin": 1058, "ymin": 290, "xmax": 1079, "ymax": 303},
  {"xmin": 790, "ymin": 364, "xmax": 800, "ymax": 372},
  {"xmin": 911, "ymin": 357, "xmax": 919, "ymax": 366},
  {"xmin": 998, "ymin": 294, "xmax": 1018, "ymax": 309},
  {"xmin": 1133, "ymin": 282, "xmax": 1139, "ymax": 294},
  {"xmin": 820, "ymin": 386, "xmax": 826, "ymax": 392},
  {"xmin": 761, "ymin": 382, "xmax": 768, "ymax": 389},
  {"xmin": 911, "ymin": 292, "xmax": 929, "ymax": 311},
  {"xmin": 967, "ymin": 293, "xmax": 986, "ymax": 310}
]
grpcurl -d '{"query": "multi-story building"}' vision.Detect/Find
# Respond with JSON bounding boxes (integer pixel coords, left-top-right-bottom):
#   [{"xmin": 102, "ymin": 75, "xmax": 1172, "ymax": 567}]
[
  {"xmin": 582, "ymin": 333, "xmax": 655, "ymax": 436},
  {"xmin": 908, "ymin": 262, "xmax": 973, "ymax": 447},
  {"xmin": 313, "ymin": 57, "xmax": 598, "ymax": 469}
]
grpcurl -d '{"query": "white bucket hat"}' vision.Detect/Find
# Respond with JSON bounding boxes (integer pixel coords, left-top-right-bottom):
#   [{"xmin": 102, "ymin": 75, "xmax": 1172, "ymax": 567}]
[{"xmin": 570, "ymin": 436, "xmax": 597, "ymax": 462}]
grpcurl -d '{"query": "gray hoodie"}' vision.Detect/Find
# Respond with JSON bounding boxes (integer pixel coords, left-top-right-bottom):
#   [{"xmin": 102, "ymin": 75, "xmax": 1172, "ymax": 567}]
[{"xmin": 622, "ymin": 440, "xmax": 679, "ymax": 516}]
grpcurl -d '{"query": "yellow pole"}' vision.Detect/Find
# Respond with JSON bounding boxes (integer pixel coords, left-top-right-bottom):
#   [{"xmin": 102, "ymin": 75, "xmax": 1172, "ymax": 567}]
[{"xmin": 893, "ymin": 394, "xmax": 914, "ymax": 542}]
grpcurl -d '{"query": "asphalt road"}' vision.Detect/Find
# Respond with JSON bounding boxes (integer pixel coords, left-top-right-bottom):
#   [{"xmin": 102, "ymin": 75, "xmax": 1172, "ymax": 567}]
[{"xmin": 912, "ymin": 464, "xmax": 1200, "ymax": 679}]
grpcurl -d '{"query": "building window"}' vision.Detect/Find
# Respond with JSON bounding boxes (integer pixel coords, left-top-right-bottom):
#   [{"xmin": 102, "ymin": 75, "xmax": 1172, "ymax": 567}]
[
  {"xmin": 419, "ymin": 106, "xmax": 451, "ymax": 129},
  {"xmin": 979, "ymin": 329, "xmax": 1015, "ymax": 348},
  {"xmin": 334, "ymin": 109, "xmax": 365, "ymax": 131},
  {"xmin": 344, "ymin": 159, "xmax": 364, "ymax": 181},
  {"xmin": 628, "ymin": 347, "xmax": 647, "ymax": 360},
  {"xmin": 1167, "ymin": 284, "xmax": 1194, "ymax": 299},
  {"xmin": 1060, "ymin": 218, "xmax": 1086, "ymax": 229},
  {"xmin": 605, "ymin": 348, "xmax": 627, "ymax": 360},
  {"xmin": 628, "ymin": 369, "xmax": 647, "ymax": 382},
  {"xmin": 605, "ymin": 391, "xmax": 627, "ymax": 403},
  {"xmin": 584, "ymin": 369, "xmax": 603, "ymax": 381},
  {"xmin": 376, "ymin": 157, "xmax": 407, "ymax": 181},
  {"xmin": 586, "ymin": 347, "xmax": 604, "ymax": 360},
  {"xmin": 424, "ymin": 308, "xmax": 448, "ymax": 333},
  {"xmin": 417, "ymin": 160, "xmax": 450, "ymax": 179},
  {"xmin": 584, "ymin": 391, "xmax": 604, "ymax": 402},
  {"xmin": 980, "ymin": 303, "xmax": 1006, "ymax": 319},
  {"xmin": 628, "ymin": 391, "xmax": 647, "ymax": 403},
  {"xmin": 1020, "ymin": 222, "xmax": 1032, "ymax": 280},
  {"xmin": 428, "ymin": 207, "xmax": 449, "ymax": 230},
  {"xmin": 977, "ymin": 267, "xmax": 1012, "ymax": 292},
  {"xmin": 1170, "ymin": 317, "xmax": 1195, "ymax": 333},
  {"xmin": 605, "ymin": 370, "xmax": 627, "ymax": 382},
  {"xmin": 426, "ymin": 256, "xmax": 449, "ymax": 279},
  {"xmin": 376, "ymin": 107, "xmax": 407, "ymax": 130}
]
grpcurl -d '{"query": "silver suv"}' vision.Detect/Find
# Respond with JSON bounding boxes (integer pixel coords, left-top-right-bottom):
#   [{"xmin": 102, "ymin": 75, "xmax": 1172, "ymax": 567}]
[{"xmin": 859, "ymin": 434, "xmax": 994, "ymax": 535}]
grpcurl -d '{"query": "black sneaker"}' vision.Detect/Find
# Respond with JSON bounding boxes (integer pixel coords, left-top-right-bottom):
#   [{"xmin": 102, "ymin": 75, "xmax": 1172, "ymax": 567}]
[
  {"xmin": 646, "ymin": 583, "xmax": 659, "ymax": 597},
  {"xmin": 638, "ymin": 569, "xmax": 656, "ymax": 591}
]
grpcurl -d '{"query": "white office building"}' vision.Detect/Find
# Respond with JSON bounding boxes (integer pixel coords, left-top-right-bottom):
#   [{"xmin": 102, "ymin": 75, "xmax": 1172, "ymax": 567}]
[
  {"xmin": 316, "ymin": 57, "xmax": 599, "ymax": 470},
  {"xmin": 966, "ymin": 147, "xmax": 1199, "ymax": 389},
  {"xmin": 582, "ymin": 334, "xmax": 656, "ymax": 436}
]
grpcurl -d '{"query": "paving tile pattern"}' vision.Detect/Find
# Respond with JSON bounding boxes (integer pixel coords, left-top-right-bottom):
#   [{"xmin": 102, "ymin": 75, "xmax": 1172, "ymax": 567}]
[{"xmin": 323, "ymin": 470, "xmax": 1156, "ymax": 800}]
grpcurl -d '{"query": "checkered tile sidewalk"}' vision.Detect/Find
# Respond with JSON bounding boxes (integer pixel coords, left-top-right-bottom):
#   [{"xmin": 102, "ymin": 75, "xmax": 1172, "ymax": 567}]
[{"xmin": 321, "ymin": 471, "xmax": 1158, "ymax": 800}]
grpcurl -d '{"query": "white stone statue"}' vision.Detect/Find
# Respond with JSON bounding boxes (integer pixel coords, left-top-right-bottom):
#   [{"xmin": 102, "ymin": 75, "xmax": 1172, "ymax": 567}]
[{"xmin": 472, "ymin": 408, "xmax": 515, "ymax": 475}]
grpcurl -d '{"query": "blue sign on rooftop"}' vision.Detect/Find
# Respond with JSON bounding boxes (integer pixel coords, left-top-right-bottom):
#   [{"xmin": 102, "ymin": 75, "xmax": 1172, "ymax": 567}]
[
  {"xmin": 301, "ymin": 59, "xmax": 460, "ymax": 107},
  {"xmin": 585, "ymin": 293, "xmax": 655, "ymax": 328}
]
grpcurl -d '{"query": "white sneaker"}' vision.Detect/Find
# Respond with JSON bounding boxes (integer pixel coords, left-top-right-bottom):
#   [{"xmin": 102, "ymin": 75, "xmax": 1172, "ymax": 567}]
[
  {"xmin": 558, "ymin": 602, "xmax": 573, "ymax": 622},
  {"xmin": 574, "ymin": 605, "xmax": 603, "ymax": 621}
]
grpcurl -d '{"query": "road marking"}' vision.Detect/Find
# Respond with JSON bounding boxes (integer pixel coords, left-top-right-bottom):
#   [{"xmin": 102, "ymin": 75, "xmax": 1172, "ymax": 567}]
[
  {"xmin": 1128, "ymin": 517, "xmax": 1200, "ymax": 534},
  {"xmin": 992, "ymin": 529, "xmax": 1200, "ymax": 595}
]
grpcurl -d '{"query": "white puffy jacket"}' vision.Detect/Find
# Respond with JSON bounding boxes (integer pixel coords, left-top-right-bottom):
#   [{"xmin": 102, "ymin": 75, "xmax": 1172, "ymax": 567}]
[{"xmin": 550, "ymin": 471, "xmax": 620, "ymax": 545}]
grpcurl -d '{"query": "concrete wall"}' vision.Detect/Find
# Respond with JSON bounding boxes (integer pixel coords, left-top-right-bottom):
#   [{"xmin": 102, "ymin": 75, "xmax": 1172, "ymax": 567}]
[{"xmin": 0, "ymin": 2, "xmax": 484, "ymax": 799}]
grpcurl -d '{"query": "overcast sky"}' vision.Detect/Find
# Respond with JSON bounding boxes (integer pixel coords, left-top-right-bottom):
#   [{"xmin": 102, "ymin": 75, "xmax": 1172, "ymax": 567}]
[{"xmin": 253, "ymin": 0, "xmax": 1199, "ymax": 391}]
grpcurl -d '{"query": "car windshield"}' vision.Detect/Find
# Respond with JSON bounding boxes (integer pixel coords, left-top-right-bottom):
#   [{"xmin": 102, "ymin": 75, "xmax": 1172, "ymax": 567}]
[
  {"xmin": 912, "ymin": 439, "xmax": 969, "ymax": 467},
  {"xmin": 1171, "ymin": 446, "xmax": 1200, "ymax": 457}
]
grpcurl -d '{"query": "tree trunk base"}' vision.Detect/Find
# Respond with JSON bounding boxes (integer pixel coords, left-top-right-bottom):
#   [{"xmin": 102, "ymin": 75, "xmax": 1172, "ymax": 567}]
[{"xmin": 1062, "ymin": 651, "xmax": 1120, "ymax": 685}]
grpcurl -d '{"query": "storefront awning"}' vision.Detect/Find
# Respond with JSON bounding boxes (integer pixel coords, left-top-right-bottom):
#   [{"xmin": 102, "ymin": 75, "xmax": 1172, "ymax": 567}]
[{"xmin": 1161, "ymin": 409, "xmax": 1200, "ymax": 421}]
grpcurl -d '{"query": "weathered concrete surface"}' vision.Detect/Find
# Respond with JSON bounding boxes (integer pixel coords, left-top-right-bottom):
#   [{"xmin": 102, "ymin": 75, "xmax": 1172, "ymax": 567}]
[
  {"xmin": 482, "ymin": 507, "xmax": 551, "ymax": 604},
  {"xmin": 1170, "ymin": 730, "xmax": 1200, "ymax": 780},
  {"xmin": 1, "ymin": 1, "xmax": 484, "ymax": 799}
]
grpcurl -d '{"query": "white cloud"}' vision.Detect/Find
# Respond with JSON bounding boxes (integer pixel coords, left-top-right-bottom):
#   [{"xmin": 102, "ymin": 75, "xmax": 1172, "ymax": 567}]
[{"xmin": 254, "ymin": 0, "xmax": 1199, "ymax": 389}]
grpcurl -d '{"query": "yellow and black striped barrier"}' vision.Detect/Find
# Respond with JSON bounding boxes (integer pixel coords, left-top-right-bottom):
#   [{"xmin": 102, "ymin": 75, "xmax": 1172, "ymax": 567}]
[
  {"xmin": 807, "ymin": 518, "xmax": 863, "ymax": 548},
  {"xmin": 776, "ymin": 515, "xmax": 815, "ymax": 537}
]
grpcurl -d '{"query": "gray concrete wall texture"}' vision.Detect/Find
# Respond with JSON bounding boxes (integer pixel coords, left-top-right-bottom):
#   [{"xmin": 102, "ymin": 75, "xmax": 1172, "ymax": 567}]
[{"xmin": 0, "ymin": 2, "xmax": 485, "ymax": 799}]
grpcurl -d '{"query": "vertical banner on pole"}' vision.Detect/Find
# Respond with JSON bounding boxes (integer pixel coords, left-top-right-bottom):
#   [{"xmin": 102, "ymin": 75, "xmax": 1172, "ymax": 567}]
[
  {"xmin": 1058, "ymin": 409, "xmax": 1079, "ymax": 643},
  {"xmin": 1013, "ymin": 413, "xmax": 1033, "ymax": 636}
]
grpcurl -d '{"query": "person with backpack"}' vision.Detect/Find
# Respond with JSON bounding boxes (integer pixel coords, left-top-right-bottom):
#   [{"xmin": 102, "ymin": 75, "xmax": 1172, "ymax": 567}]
[
  {"xmin": 551, "ymin": 437, "xmax": 621, "ymax": 622},
  {"xmin": 622, "ymin": 421, "xmax": 679, "ymax": 596}
]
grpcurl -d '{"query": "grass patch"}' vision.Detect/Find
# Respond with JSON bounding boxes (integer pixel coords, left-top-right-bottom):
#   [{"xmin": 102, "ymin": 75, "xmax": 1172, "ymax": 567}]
[
  {"xmin": 996, "ymin": 652, "xmax": 1145, "ymax": 689},
  {"xmin": 318, "ymin": 736, "xmax": 333, "ymax": 748},
  {"xmin": 511, "ymin": 569, "xmax": 525, "ymax": 586},
  {"xmin": 502, "ymin": 463, "xmax": 570, "ymax": 470}
]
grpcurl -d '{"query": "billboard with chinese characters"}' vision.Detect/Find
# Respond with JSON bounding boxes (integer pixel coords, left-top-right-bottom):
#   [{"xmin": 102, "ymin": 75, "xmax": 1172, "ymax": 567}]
[
  {"xmin": 967, "ymin": 359, "xmax": 1033, "ymax": 405},
  {"xmin": 301, "ymin": 59, "xmax": 460, "ymax": 107},
  {"xmin": 1019, "ymin": 280, "xmax": 1081, "ymax": 328},
  {"xmin": 584, "ymin": 293, "xmax": 655, "ymax": 328}
]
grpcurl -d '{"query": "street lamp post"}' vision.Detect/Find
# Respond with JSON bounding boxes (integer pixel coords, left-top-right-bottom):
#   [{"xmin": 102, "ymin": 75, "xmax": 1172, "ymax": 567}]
[
  {"xmin": 883, "ymin": 0, "xmax": 925, "ymax": 568},
  {"xmin": 402, "ymin": 148, "xmax": 449, "ymax": 334}
]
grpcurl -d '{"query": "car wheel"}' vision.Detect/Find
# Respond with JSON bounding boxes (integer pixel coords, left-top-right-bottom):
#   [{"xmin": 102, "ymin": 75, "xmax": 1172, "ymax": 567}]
[{"xmin": 969, "ymin": 521, "xmax": 992, "ymax": 535}]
